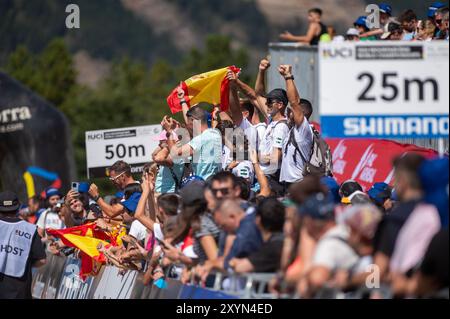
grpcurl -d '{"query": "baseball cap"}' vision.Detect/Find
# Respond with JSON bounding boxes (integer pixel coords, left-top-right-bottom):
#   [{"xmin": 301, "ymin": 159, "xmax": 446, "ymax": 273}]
[
  {"xmin": 339, "ymin": 180, "xmax": 363, "ymax": 203},
  {"xmin": 232, "ymin": 162, "xmax": 254, "ymax": 185},
  {"xmin": 379, "ymin": 3, "xmax": 393, "ymax": 16},
  {"xmin": 367, "ymin": 182, "xmax": 392, "ymax": 205},
  {"xmin": 179, "ymin": 180, "xmax": 206, "ymax": 206},
  {"xmin": 428, "ymin": 2, "xmax": 446, "ymax": 18},
  {"xmin": 321, "ymin": 176, "xmax": 341, "ymax": 204},
  {"xmin": 381, "ymin": 20, "xmax": 402, "ymax": 39},
  {"xmin": 45, "ymin": 187, "xmax": 61, "ymax": 199},
  {"xmin": 265, "ymin": 89, "xmax": 288, "ymax": 107},
  {"xmin": 180, "ymin": 175, "xmax": 205, "ymax": 189},
  {"xmin": 354, "ymin": 16, "xmax": 368, "ymax": 28},
  {"xmin": 346, "ymin": 28, "xmax": 360, "ymax": 37},
  {"xmin": 0, "ymin": 191, "xmax": 20, "ymax": 213},
  {"xmin": 298, "ymin": 192, "xmax": 335, "ymax": 221},
  {"xmin": 342, "ymin": 204, "xmax": 382, "ymax": 240}
]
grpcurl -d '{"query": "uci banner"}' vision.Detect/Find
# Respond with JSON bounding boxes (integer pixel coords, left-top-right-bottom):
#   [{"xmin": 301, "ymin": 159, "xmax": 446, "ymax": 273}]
[{"xmin": 319, "ymin": 41, "xmax": 449, "ymax": 139}]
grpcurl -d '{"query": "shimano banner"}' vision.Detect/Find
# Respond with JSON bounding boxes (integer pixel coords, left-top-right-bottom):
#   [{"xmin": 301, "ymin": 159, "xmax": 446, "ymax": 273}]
[
  {"xmin": 0, "ymin": 72, "xmax": 75, "ymax": 200},
  {"xmin": 319, "ymin": 41, "xmax": 449, "ymax": 139}
]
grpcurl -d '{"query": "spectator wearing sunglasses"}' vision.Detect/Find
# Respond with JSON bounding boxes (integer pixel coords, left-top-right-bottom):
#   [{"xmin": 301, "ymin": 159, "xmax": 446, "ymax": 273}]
[
  {"xmin": 88, "ymin": 160, "xmax": 141, "ymax": 220},
  {"xmin": 434, "ymin": 7, "xmax": 449, "ymax": 40}
]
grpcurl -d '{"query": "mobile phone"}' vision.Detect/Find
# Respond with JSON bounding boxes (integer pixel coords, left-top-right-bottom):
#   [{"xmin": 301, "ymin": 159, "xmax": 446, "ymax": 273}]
[{"xmin": 71, "ymin": 182, "xmax": 79, "ymax": 192}]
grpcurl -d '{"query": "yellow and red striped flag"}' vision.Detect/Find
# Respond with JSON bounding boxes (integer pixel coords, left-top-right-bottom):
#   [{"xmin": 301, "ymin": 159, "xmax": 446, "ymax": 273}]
[
  {"xmin": 47, "ymin": 223, "xmax": 121, "ymax": 278},
  {"xmin": 167, "ymin": 66, "xmax": 241, "ymax": 114}
]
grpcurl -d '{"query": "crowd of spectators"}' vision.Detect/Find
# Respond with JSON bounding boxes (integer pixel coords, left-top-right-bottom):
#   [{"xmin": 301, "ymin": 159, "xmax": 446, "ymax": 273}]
[{"xmin": 0, "ymin": 2, "xmax": 448, "ymax": 299}]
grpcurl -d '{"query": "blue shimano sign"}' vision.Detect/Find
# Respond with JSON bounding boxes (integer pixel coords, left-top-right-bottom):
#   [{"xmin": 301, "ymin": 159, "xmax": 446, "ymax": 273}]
[
  {"xmin": 319, "ymin": 42, "xmax": 449, "ymax": 139},
  {"xmin": 321, "ymin": 115, "xmax": 449, "ymax": 138}
]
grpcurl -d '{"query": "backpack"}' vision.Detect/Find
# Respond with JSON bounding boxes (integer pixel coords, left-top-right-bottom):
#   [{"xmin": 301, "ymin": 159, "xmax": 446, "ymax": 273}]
[{"xmin": 285, "ymin": 125, "xmax": 333, "ymax": 177}]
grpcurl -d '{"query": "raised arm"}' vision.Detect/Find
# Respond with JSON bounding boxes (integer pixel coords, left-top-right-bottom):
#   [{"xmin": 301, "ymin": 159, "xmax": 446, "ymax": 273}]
[
  {"xmin": 88, "ymin": 184, "xmax": 125, "ymax": 218},
  {"xmin": 134, "ymin": 172, "xmax": 157, "ymax": 232},
  {"xmin": 279, "ymin": 23, "xmax": 319, "ymax": 44},
  {"xmin": 279, "ymin": 65, "xmax": 305, "ymax": 127},
  {"xmin": 176, "ymin": 84, "xmax": 190, "ymax": 125},
  {"xmin": 254, "ymin": 59, "xmax": 271, "ymax": 118},
  {"xmin": 250, "ymin": 148, "xmax": 271, "ymax": 197},
  {"xmin": 227, "ymin": 70, "xmax": 244, "ymax": 126}
]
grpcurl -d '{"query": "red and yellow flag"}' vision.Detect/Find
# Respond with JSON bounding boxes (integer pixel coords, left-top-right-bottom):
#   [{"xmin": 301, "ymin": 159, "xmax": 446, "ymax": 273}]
[
  {"xmin": 167, "ymin": 66, "xmax": 241, "ymax": 114},
  {"xmin": 47, "ymin": 223, "xmax": 123, "ymax": 278}
]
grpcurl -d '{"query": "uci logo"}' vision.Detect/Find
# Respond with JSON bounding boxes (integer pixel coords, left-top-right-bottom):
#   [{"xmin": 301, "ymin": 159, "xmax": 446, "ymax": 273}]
[
  {"xmin": 87, "ymin": 133, "xmax": 104, "ymax": 140},
  {"xmin": 15, "ymin": 230, "xmax": 32, "ymax": 239},
  {"xmin": 322, "ymin": 48, "xmax": 353, "ymax": 59}
]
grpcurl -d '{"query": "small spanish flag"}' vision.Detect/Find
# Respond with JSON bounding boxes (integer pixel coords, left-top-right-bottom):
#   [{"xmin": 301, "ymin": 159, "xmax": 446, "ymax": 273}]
[{"xmin": 167, "ymin": 66, "xmax": 241, "ymax": 114}]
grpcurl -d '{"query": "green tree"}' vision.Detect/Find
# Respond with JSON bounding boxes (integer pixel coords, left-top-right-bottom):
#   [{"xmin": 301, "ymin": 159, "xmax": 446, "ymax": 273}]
[{"xmin": 5, "ymin": 39, "xmax": 76, "ymax": 107}]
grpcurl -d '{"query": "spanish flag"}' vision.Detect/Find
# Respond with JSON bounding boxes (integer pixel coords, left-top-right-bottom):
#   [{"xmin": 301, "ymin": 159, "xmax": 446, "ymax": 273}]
[
  {"xmin": 167, "ymin": 66, "xmax": 241, "ymax": 114},
  {"xmin": 47, "ymin": 223, "xmax": 121, "ymax": 278}
]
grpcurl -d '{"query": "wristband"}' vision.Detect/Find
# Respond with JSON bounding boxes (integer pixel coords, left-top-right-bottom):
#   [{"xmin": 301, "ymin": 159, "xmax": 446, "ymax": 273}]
[
  {"xmin": 93, "ymin": 195, "xmax": 100, "ymax": 202},
  {"xmin": 180, "ymin": 99, "xmax": 187, "ymax": 105},
  {"xmin": 284, "ymin": 75, "xmax": 294, "ymax": 81}
]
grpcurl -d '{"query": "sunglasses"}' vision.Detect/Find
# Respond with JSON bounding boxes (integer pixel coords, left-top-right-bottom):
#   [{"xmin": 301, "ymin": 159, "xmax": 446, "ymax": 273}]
[
  {"xmin": 109, "ymin": 170, "xmax": 126, "ymax": 182},
  {"xmin": 211, "ymin": 187, "xmax": 231, "ymax": 196}
]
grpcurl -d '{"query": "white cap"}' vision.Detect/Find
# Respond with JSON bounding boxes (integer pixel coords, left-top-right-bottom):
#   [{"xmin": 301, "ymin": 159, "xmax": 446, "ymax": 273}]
[{"xmin": 346, "ymin": 28, "xmax": 360, "ymax": 36}]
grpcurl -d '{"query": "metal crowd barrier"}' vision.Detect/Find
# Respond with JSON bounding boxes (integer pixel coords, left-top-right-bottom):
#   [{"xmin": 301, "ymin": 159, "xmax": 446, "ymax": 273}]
[{"xmin": 31, "ymin": 253, "xmax": 278, "ymax": 299}]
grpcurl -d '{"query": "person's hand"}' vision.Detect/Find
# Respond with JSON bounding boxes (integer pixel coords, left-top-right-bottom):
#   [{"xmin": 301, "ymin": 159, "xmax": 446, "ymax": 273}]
[
  {"xmin": 162, "ymin": 242, "xmax": 181, "ymax": 262},
  {"xmin": 88, "ymin": 183, "xmax": 99, "ymax": 198},
  {"xmin": 228, "ymin": 258, "xmax": 238, "ymax": 269},
  {"xmin": 226, "ymin": 70, "xmax": 238, "ymax": 88},
  {"xmin": 259, "ymin": 58, "xmax": 271, "ymax": 71},
  {"xmin": 176, "ymin": 82, "xmax": 185, "ymax": 100},
  {"xmin": 141, "ymin": 171, "xmax": 154, "ymax": 194},
  {"xmin": 161, "ymin": 116, "xmax": 174, "ymax": 133},
  {"xmin": 278, "ymin": 64, "xmax": 293, "ymax": 78},
  {"xmin": 279, "ymin": 31, "xmax": 293, "ymax": 41},
  {"xmin": 65, "ymin": 189, "xmax": 78, "ymax": 206}
]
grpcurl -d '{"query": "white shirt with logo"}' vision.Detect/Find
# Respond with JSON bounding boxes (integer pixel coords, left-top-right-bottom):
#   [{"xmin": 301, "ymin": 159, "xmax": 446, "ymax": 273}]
[
  {"xmin": 258, "ymin": 119, "xmax": 289, "ymax": 175},
  {"xmin": 280, "ymin": 118, "xmax": 314, "ymax": 183}
]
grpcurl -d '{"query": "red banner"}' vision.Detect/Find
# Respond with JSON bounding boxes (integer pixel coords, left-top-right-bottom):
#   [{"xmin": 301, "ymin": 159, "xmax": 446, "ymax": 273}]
[{"xmin": 325, "ymin": 138, "xmax": 438, "ymax": 191}]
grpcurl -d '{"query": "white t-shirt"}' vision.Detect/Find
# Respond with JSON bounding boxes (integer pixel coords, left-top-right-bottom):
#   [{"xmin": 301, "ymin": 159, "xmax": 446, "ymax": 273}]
[
  {"xmin": 129, "ymin": 220, "xmax": 148, "ymax": 242},
  {"xmin": 36, "ymin": 209, "xmax": 65, "ymax": 231},
  {"xmin": 280, "ymin": 119, "xmax": 314, "ymax": 183},
  {"xmin": 258, "ymin": 119, "xmax": 289, "ymax": 175},
  {"xmin": 238, "ymin": 118, "xmax": 258, "ymax": 150},
  {"xmin": 312, "ymin": 225, "xmax": 359, "ymax": 271},
  {"xmin": 254, "ymin": 122, "xmax": 267, "ymax": 149}
]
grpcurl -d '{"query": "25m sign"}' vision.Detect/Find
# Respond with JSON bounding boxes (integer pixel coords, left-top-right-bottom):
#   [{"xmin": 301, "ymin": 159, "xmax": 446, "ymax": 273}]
[{"xmin": 319, "ymin": 41, "xmax": 449, "ymax": 139}]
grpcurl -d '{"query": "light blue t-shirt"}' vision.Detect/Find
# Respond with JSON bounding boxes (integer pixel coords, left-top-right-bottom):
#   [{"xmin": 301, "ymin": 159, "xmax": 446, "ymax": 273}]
[
  {"xmin": 155, "ymin": 161, "xmax": 185, "ymax": 193},
  {"xmin": 188, "ymin": 128, "xmax": 222, "ymax": 180}
]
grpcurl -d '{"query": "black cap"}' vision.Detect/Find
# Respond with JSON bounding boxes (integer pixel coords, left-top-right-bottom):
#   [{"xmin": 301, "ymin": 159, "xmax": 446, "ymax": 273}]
[
  {"xmin": 0, "ymin": 191, "xmax": 20, "ymax": 213},
  {"xmin": 265, "ymin": 89, "xmax": 288, "ymax": 106},
  {"xmin": 339, "ymin": 180, "xmax": 363, "ymax": 198},
  {"xmin": 298, "ymin": 193, "xmax": 335, "ymax": 220},
  {"xmin": 179, "ymin": 180, "xmax": 206, "ymax": 206}
]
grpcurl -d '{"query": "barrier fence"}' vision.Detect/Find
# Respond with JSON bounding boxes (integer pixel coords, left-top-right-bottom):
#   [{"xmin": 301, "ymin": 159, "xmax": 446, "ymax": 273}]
[
  {"xmin": 31, "ymin": 254, "xmax": 449, "ymax": 299},
  {"xmin": 31, "ymin": 253, "xmax": 278, "ymax": 299}
]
